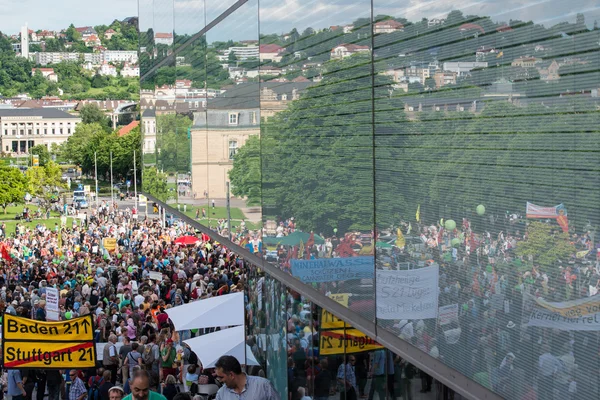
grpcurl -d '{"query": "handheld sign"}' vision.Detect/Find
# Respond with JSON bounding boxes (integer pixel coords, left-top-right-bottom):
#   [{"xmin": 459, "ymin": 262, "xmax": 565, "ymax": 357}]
[{"xmin": 2, "ymin": 314, "xmax": 96, "ymax": 369}]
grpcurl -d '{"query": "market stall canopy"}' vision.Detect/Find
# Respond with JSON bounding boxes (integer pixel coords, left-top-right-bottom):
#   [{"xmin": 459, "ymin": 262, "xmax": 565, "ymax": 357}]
[
  {"xmin": 184, "ymin": 325, "xmax": 260, "ymax": 368},
  {"xmin": 174, "ymin": 235, "xmax": 200, "ymax": 246},
  {"xmin": 278, "ymin": 231, "xmax": 325, "ymax": 246},
  {"xmin": 165, "ymin": 292, "xmax": 244, "ymax": 331}
]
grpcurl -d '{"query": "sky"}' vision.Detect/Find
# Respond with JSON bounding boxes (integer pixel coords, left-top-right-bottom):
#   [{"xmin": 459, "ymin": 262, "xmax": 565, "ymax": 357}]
[
  {"xmin": 0, "ymin": 0, "xmax": 597, "ymax": 42},
  {"xmin": 0, "ymin": 0, "xmax": 138, "ymax": 34}
]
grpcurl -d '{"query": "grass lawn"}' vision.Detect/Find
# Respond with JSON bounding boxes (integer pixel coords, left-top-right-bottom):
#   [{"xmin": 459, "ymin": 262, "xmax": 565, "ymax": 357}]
[
  {"xmin": 1, "ymin": 217, "xmax": 76, "ymax": 234},
  {"xmin": 0, "ymin": 205, "xmax": 63, "ymax": 220}
]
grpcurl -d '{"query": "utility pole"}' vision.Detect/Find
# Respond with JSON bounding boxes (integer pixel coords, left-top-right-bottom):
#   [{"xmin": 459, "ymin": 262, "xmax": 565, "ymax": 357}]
[
  {"xmin": 110, "ymin": 151, "xmax": 114, "ymax": 204},
  {"xmin": 94, "ymin": 151, "xmax": 99, "ymax": 208},
  {"xmin": 226, "ymin": 181, "xmax": 232, "ymax": 241},
  {"xmin": 133, "ymin": 149, "xmax": 138, "ymax": 210}
]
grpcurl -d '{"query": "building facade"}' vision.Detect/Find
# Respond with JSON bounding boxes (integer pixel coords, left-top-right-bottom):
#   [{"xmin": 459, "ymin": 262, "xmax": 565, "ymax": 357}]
[{"xmin": 0, "ymin": 109, "xmax": 81, "ymax": 154}]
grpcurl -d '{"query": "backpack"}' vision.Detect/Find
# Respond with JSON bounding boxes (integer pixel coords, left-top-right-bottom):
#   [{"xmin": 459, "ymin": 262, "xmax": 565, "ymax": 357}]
[
  {"xmin": 142, "ymin": 344, "xmax": 156, "ymax": 368},
  {"xmin": 87, "ymin": 377, "xmax": 103, "ymax": 400}
]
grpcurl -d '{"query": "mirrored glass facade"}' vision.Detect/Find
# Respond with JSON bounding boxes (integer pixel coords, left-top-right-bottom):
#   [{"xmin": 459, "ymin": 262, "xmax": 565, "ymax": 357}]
[{"xmin": 141, "ymin": 0, "xmax": 600, "ymax": 398}]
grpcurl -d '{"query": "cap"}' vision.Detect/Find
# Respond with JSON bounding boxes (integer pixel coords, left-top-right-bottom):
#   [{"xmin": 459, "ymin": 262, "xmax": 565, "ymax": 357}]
[{"xmin": 109, "ymin": 386, "xmax": 124, "ymax": 394}]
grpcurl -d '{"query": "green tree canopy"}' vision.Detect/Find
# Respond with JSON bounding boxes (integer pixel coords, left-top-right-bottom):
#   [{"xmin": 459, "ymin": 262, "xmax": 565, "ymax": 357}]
[{"xmin": 0, "ymin": 167, "xmax": 28, "ymax": 214}]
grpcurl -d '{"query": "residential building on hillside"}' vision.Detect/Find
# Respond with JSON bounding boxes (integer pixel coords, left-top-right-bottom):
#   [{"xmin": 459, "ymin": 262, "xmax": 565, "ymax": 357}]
[
  {"xmin": 433, "ymin": 71, "xmax": 457, "ymax": 88},
  {"xmin": 104, "ymin": 50, "xmax": 138, "ymax": 63},
  {"xmin": 99, "ymin": 62, "xmax": 117, "ymax": 77},
  {"xmin": 38, "ymin": 30, "xmax": 56, "ymax": 39},
  {"xmin": 536, "ymin": 60, "xmax": 560, "ymax": 81},
  {"xmin": 373, "ymin": 19, "xmax": 404, "ymax": 34},
  {"xmin": 83, "ymin": 53, "xmax": 103, "ymax": 64},
  {"xmin": 121, "ymin": 63, "xmax": 140, "ymax": 77},
  {"xmin": 0, "ymin": 108, "xmax": 81, "ymax": 154},
  {"xmin": 154, "ymin": 32, "xmax": 174, "ymax": 45},
  {"xmin": 330, "ymin": 44, "xmax": 370, "ymax": 59},
  {"xmin": 442, "ymin": 61, "xmax": 488, "ymax": 76},
  {"xmin": 83, "ymin": 35, "xmax": 101, "ymax": 47},
  {"xmin": 428, "ymin": 18, "xmax": 445, "ymax": 27},
  {"xmin": 511, "ymin": 56, "xmax": 542, "ymax": 68},
  {"xmin": 227, "ymin": 46, "xmax": 259, "ymax": 60},
  {"xmin": 104, "ymin": 29, "xmax": 117, "ymax": 39},
  {"xmin": 34, "ymin": 52, "xmax": 81, "ymax": 65},
  {"xmin": 31, "ymin": 68, "xmax": 58, "ymax": 82},
  {"xmin": 259, "ymin": 44, "xmax": 284, "ymax": 62}
]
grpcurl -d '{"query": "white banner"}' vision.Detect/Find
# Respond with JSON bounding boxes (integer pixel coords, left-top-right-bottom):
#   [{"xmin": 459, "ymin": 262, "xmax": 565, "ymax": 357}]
[
  {"xmin": 149, "ymin": 271, "xmax": 163, "ymax": 281},
  {"xmin": 528, "ymin": 306, "xmax": 600, "ymax": 331},
  {"xmin": 45, "ymin": 287, "xmax": 60, "ymax": 321},
  {"xmin": 438, "ymin": 304, "xmax": 459, "ymax": 326},
  {"xmin": 376, "ymin": 266, "xmax": 439, "ymax": 320}
]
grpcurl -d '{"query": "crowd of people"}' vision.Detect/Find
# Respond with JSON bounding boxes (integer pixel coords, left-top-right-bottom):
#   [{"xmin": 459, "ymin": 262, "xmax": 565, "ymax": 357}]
[
  {"xmin": 245, "ymin": 212, "xmax": 600, "ymax": 400},
  {"xmin": 0, "ymin": 200, "xmax": 281, "ymax": 400}
]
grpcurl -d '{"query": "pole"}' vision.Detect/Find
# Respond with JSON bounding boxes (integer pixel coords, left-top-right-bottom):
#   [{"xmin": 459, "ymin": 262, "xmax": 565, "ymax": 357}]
[
  {"xmin": 110, "ymin": 151, "xmax": 114, "ymax": 204},
  {"xmin": 94, "ymin": 151, "xmax": 99, "ymax": 208},
  {"xmin": 133, "ymin": 149, "xmax": 138, "ymax": 210},
  {"xmin": 226, "ymin": 181, "xmax": 232, "ymax": 241}
]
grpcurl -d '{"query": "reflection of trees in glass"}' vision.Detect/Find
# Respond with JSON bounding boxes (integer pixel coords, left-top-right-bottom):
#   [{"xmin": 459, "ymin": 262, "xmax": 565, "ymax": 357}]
[
  {"xmin": 228, "ymin": 135, "xmax": 263, "ymax": 206},
  {"xmin": 156, "ymin": 114, "xmax": 193, "ymax": 173},
  {"xmin": 142, "ymin": 167, "xmax": 169, "ymax": 202},
  {"xmin": 260, "ymin": 54, "xmax": 397, "ymax": 234},
  {"xmin": 377, "ymin": 99, "xmax": 600, "ymax": 229}
]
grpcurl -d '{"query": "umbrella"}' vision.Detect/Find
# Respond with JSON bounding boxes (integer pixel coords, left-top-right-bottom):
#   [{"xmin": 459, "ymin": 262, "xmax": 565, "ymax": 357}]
[
  {"xmin": 376, "ymin": 241, "xmax": 393, "ymax": 249},
  {"xmin": 184, "ymin": 325, "xmax": 260, "ymax": 368},
  {"xmin": 278, "ymin": 231, "xmax": 325, "ymax": 246},
  {"xmin": 174, "ymin": 235, "xmax": 200, "ymax": 246}
]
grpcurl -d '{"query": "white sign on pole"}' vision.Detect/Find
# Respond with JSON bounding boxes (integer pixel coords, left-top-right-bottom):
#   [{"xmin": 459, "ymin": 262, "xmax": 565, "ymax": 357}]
[
  {"xmin": 376, "ymin": 265, "xmax": 439, "ymax": 320},
  {"xmin": 438, "ymin": 304, "xmax": 459, "ymax": 326},
  {"xmin": 45, "ymin": 287, "xmax": 60, "ymax": 321}
]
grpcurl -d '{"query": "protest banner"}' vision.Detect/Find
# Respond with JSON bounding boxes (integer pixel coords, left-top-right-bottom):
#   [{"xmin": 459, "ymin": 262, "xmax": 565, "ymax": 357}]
[
  {"xmin": 103, "ymin": 238, "xmax": 117, "ymax": 253},
  {"xmin": 376, "ymin": 265, "xmax": 439, "ymax": 320},
  {"xmin": 2, "ymin": 314, "xmax": 96, "ymax": 368},
  {"xmin": 45, "ymin": 287, "xmax": 60, "ymax": 321},
  {"xmin": 321, "ymin": 293, "xmax": 349, "ymax": 329},
  {"xmin": 527, "ymin": 307, "xmax": 600, "ymax": 331},
  {"xmin": 149, "ymin": 271, "xmax": 163, "ymax": 281},
  {"xmin": 438, "ymin": 304, "xmax": 459, "ymax": 326},
  {"xmin": 291, "ymin": 256, "xmax": 374, "ymax": 283},
  {"xmin": 534, "ymin": 294, "xmax": 600, "ymax": 318},
  {"xmin": 319, "ymin": 328, "xmax": 383, "ymax": 355}
]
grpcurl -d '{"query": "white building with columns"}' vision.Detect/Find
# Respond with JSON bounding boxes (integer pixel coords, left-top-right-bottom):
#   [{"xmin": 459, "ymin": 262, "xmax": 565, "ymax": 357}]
[{"xmin": 0, "ymin": 109, "xmax": 81, "ymax": 154}]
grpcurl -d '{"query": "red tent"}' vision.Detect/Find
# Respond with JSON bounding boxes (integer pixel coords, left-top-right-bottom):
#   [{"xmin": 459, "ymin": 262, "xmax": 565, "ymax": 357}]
[{"xmin": 174, "ymin": 235, "xmax": 200, "ymax": 246}]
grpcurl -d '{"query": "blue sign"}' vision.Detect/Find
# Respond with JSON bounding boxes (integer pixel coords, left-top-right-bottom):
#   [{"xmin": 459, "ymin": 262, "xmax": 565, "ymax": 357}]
[{"xmin": 291, "ymin": 256, "xmax": 374, "ymax": 283}]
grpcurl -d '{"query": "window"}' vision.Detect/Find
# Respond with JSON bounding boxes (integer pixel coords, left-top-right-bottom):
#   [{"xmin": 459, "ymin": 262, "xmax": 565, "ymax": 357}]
[
  {"xmin": 228, "ymin": 140, "xmax": 238, "ymax": 160},
  {"xmin": 228, "ymin": 113, "xmax": 238, "ymax": 125},
  {"xmin": 36, "ymin": 129, "xmax": 40, "ymax": 135},
  {"xmin": 250, "ymin": 111, "xmax": 257, "ymax": 125}
]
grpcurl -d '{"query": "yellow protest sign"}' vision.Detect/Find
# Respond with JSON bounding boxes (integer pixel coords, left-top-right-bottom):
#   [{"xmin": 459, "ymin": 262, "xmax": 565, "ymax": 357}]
[
  {"xmin": 103, "ymin": 238, "xmax": 117, "ymax": 253},
  {"xmin": 3, "ymin": 341, "xmax": 96, "ymax": 369},
  {"xmin": 3, "ymin": 314, "xmax": 94, "ymax": 342},
  {"xmin": 321, "ymin": 293, "xmax": 349, "ymax": 329},
  {"xmin": 2, "ymin": 314, "xmax": 96, "ymax": 369},
  {"xmin": 319, "ymin": 328, "xmax": 383, "ymax": 355}
]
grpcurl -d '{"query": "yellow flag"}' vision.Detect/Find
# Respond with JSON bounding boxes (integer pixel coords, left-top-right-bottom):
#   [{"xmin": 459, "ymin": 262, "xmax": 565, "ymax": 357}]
[
  {"xmin": 58, "ymin": 233, "xmax": 62, "ymax": 248},
  {"xmin": 298, "ymin": 239, "xmax": 304, "ymax": 258},
  {"xmin": 416, "ymin": 204, "xmax": 421, "ymax": 222},
  {"xmin": 395, "ymin": 228, "xmax": 405, "ymax": 248},
  {"xmin": 496, "ymin": 51, "xmax": 504, "ymax": 58}
]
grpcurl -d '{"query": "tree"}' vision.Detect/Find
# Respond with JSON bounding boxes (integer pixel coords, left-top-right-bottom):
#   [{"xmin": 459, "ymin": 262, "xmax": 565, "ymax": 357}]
[
  {"xmin": 142, "ymin": 167, "xmax": 168, "ymax": 202},
  {"xmin": 25, "ymin": 162, "xmax": 67, "ymax": 212},
  {"xmin": 516, "ymin": 222, "xmax": 576, "ymax": 269},
  {"xmin": 228, "ymin": 135, "xmax": 263, "ymax": 206},
  {"xmin": 227, "ymin": 51, "xmax": 237, "ymax": 65},
  {"xmin": 0, "ymin": 167, "xmax": 28, "ymax": 214},
  {"xmin": 30, "ymin": 144, "xmax": 50, "ymax": 166},
  {"xmin": 62, "ymin": 123, "xmax": 106, "ymax": 167},
  {"xmin": 156, "ymin": 114, "xmax": 192, "ymax": 173},
  {"xmin": 79, "ymin": 103, "xmax": 111, "ymax": 130}
]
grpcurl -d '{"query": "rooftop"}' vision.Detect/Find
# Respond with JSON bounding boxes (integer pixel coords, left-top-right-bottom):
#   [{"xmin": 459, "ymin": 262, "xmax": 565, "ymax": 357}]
[{"xmin": 0, "ymin": 108, "xmax": 79, "ymax": 119}]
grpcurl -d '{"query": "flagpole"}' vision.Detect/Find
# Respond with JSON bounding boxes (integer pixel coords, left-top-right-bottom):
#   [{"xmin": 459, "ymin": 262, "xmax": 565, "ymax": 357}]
[{"xmin": 110, "ymin": 151, "xmax": 114, "ymax": 204}]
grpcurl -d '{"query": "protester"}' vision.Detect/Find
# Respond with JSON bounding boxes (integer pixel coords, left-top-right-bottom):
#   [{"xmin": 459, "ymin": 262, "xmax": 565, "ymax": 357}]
[
  {"xmin": 123, "ymin": 370, "xmax": 167, "ymax": 400},
  {"xmin": 214, "ymin": 355, "xmax": 280, "ymax": 400}
]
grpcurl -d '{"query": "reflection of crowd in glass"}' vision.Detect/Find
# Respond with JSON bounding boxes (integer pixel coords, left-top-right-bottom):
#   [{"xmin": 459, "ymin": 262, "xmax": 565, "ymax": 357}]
[{"xmin": 246, "ymin": 214, "xmax": 600, "ymax": 400}]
